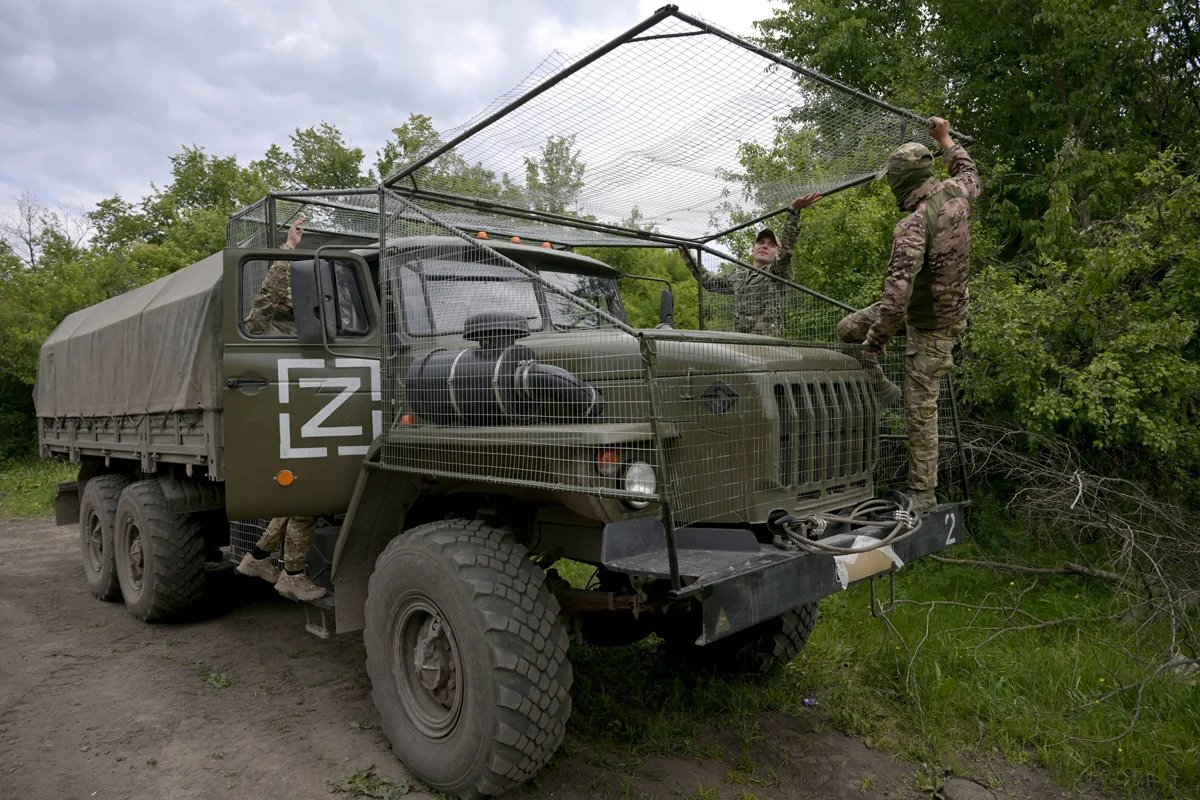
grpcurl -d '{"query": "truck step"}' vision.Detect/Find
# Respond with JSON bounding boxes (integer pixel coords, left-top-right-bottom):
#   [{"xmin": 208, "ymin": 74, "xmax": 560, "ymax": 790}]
[{"xmin": 303, "ymin": 593, "xmax": 335, "ymax": 640}]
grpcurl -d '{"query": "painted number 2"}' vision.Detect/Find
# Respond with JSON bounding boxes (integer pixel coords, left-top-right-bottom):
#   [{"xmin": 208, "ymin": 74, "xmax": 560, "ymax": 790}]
[{"xmin": 944, "ymin": 512, "xmax": 958, "ymax": 546}]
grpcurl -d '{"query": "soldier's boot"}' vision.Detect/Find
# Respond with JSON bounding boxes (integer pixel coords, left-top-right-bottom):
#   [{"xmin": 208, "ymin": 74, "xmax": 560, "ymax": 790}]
[
  {"xmin": 236, "ymin": 552, "xmax": 280, "ymax": 584},
  {"xmin": 908, "ymin": 489, "xmax": 937, "ymax": 516},
  {"xmin": 865, "ymin": 363, "xmax": 902, "ymax": 406},
  {"xmin": 276, "ymin": 571, "xmax": 327, "ymax": 602}
]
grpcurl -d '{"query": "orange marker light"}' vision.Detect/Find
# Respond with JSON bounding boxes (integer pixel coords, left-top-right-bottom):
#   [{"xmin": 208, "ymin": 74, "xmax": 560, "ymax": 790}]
[
  {"xmin": 510, "ymin": 235, "xmax": 522, "ymax": 243},
  {"xmin": 399, "ymin": 413, "xmax": 416, "ymax": 427},
  {"xmin": 476, "ymin": 231, "xmax": 488, "ymax": 239},
  {"xmin": 541, "ymin": 241, "xmax": 552, "ymax": 248},
  {"xmin": 596, "ymin": 449, "xmax": 621, "ymax": 477},
  {"xmin": 275, "ymin": 470, "xmax": 296, "ymax": 487}
]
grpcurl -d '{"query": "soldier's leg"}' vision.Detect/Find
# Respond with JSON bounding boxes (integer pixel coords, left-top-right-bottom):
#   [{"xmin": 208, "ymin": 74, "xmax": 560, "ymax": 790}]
[
  {"xmin": 903, "ymin": 325, "xmax": 962, "ymax": 510},
  {"xmin": 277, "ymin": 516, "xmax": 326, "ymax": 602},
  {"xmin": 282, "ymin": 516, "xmax": 317, "ymax": 574},
  {"xmin": 838, "ymin": 303, "xmax": 901, "ymax": 405},
  {"xmin": 238, "ymin": 517, "xmax": 287, "ymax": 582},
  {"xmin": 836, "ymin": 302, "xmax": 882, "ymax": 344},
  {"xmin": 254, "ymin": 517, "xmax": 287, "ymax": 552}
]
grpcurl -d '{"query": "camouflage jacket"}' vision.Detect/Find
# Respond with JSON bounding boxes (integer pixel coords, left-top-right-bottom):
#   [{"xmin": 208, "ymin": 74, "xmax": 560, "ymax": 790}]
[
  {"xmin": 865, "ymin": 144, "xmax": 981, "ymax": 351},
  {"xmin": 684, "ymin": 208, "xmax": 802, "ymax": 336},
  {"xmin": 243, "ymin": 258, "xmax": 296, "ymax": 337}
]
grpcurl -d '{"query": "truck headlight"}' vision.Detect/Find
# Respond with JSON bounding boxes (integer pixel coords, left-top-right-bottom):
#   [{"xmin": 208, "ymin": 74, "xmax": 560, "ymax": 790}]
[{"xmin": 623, "ymin": 461, "xmax": 656, "ymax": 509}]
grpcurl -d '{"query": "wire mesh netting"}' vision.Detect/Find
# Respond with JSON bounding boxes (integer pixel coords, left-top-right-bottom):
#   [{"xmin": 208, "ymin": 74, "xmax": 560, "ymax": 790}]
[
  {"xmin": 688, "ymin": 272, "xmax": 963, "ymax": 502},
  {"xmin": 224, "ymin": 5, "xmax": 970, "ymax": 530},
  {"xmin": 382, "ymin": 8, "xmax": 955, "ymax": 246},
  {"xmin": 368, "ymin": 190, "xmax": 890, "ymax": 525}
]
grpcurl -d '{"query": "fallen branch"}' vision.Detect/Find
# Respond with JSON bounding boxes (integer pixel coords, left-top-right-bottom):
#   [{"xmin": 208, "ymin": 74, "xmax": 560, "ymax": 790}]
[{"xmin": 931, "ymin": 555, "xmax": 1125, "ymax": 585}]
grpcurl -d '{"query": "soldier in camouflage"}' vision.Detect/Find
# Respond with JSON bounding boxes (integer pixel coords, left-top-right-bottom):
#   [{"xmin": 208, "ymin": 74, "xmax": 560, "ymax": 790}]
[
  {"xmin": 243, "ymin": 216, "xmax": 305, "ymax": 337},
  {"xmin": 236, "ymin": 216, "xmax": 326, "ymax": 602},
  {"xmin": 837, "ymin": 117, "xmax": 981, "ymax": 514},
  {"xmin": 680, "ymin": 192, "xmax": 822, "ymax": 337}
]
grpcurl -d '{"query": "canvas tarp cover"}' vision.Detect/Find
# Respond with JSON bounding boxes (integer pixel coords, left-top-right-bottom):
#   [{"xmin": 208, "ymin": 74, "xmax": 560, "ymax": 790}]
[{"xmin": 35, "ymin": 252, "xmax": 224, "ymax": 418}]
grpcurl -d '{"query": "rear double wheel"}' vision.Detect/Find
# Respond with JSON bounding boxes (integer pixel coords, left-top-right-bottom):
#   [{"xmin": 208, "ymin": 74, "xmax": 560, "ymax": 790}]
[
  {"xmin": 79, "ymin": 474, "xmax": 131, "ymax": 601},
  {"xmin": 365, "ymin": 519, "xmax": 573, "ymax": 798},
  {"xmin": 113, "ymin": 480, "xmax": 205, "ymax": 622}
]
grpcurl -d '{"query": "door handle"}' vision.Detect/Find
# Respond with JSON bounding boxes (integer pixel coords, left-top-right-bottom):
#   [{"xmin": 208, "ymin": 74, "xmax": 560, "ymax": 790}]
[{"xmin": 227, "ymin": 377, "xmax": 269, "ymax": 391}]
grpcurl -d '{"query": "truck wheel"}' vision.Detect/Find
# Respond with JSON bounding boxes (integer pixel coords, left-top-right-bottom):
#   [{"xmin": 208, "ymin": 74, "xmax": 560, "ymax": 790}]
[
  {"xmin": 79, "ymin": 474, "xmax": 131, "ymax": 601},
  {"xmin": 113, "ymin": 480, "xmax": 205, "ymax": 622},
  {"xmin": 365, "ymin": 519, "xmax": 573, "ymax": 798},
  {"xmin": 662, "ymin": 602, "xmax": 819, "ymax": 676}
]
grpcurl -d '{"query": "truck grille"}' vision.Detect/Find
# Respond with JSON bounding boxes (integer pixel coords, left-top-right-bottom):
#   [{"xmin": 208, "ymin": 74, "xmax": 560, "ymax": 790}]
[{"xmin": 773, "ymin": 375, "xmax": 877, "ymax": 498}]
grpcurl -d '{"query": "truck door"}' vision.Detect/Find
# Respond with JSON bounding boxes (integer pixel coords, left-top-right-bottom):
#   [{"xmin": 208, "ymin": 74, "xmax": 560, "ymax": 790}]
[{"xmin": 221, "ymin": 249, "xmax": 383, "ymax": 519}]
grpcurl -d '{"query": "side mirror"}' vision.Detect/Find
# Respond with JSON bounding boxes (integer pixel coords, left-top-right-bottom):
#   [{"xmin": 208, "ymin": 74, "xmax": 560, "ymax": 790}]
[
  {"xmin": 289, "ymin": 260, "xmax": 337, "ymax": 344},
  {"xmin": 658, "ymin": 287, "xmax": 675, "ymax": 328}
]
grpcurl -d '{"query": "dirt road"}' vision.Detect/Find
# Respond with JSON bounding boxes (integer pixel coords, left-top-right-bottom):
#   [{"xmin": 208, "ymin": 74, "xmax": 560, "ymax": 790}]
[{"xmin": 0, "ymin": 516, "xmax": 1100, "ymax": 800}]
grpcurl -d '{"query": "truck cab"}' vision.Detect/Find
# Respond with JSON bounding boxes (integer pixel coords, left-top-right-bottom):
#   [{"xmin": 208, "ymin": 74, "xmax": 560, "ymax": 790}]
[{"xmin": 219, "ymin": 236, "xmax": 633, "ymax": 519}]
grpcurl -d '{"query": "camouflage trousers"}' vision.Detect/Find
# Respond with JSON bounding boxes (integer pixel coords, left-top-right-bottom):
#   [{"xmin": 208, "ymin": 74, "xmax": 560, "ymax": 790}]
[
  {"xmin": 838, "ymin": 302, "xmax": 966, "ymax": 494},
  {"xmin": 734, "ymin": 309, "xmax": 784, "ymax": 337},
  {"xmin": 255, "ymin": 516, "xmax": 316, "ymax": 573},
  {"xmin": 733, "ymin": 282, "xmax": 787, "ymax": 337}
]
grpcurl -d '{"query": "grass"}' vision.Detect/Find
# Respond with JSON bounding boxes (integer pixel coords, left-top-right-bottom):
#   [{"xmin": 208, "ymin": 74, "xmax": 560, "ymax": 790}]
[
  {"xmin": 329, "ymin": 765, "xmax": 413, "ymax": 799},
  {"xmin": 0, "ymin": 456, "xmax": 75, "ymax": 517},
  {"xmin": 203, "ymin": 672, "xmax": 231, "ymax": 689},
  {"xmin": 560, "ymin": 498, "xmax": 1200, "ymax": 800}
]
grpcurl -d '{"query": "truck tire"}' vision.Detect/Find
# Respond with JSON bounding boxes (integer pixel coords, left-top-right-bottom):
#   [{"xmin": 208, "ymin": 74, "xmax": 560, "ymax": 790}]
[
  {"xmin": 662, "ymin": 602, "xmax": 819, "ymax": 676},
  {"xmin": 113, "ymin": 480, "xmax": 205, "ymax": 622},
  {"xmin": 365, "ymin": 519, "xmax": 573, "ymax": 799},
  {"xmin": 79, "ymin": 474, "xmax": 131, "ymax": 601}
]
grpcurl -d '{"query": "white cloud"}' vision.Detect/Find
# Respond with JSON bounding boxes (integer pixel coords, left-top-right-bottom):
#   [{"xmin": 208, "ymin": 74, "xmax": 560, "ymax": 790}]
[
  {"xmin": 5, "ymin": 53, "xmax": 59, "ymax": 86},
  {"xmin": 0, "ymin": 0, "xmax": 786, "ymax": 224}
]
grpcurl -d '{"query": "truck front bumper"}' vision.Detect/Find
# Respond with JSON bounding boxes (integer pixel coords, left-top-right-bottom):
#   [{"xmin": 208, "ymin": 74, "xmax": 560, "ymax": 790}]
[{"xmin": 600, "ymin": 502, "xmax": 967, "ymax": 644}]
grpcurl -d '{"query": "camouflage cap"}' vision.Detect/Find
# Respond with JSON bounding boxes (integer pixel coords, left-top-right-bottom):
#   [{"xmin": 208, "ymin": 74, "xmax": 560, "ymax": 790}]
[
  {"xmin": 755, "ymin": 228, "xmax": 778, "ymax": 245},
  {"xmin": 886, "ymin": 142, "xmax": 934, "ymax": 175}
]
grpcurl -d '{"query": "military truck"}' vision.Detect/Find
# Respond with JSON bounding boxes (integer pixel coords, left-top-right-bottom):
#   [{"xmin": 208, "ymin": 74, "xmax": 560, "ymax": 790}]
[
  {"xmin": 37, "ymin": 213, "xmax": 968, "ymax": 794},
  {"xmin": 36, "ymin": 7, "xmax": 976, "ymax": 797}
]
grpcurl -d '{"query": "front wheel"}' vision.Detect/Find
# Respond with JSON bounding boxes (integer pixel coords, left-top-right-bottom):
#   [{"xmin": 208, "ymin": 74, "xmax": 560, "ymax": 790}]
[{"xmin": 365, "ymin": 519, "xmax": 573, "ymax": 799}]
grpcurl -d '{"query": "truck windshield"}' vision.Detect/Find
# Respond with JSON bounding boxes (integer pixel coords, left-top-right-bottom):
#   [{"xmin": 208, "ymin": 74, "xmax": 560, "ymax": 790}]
[
  {"xmin": 398, "ymin": 260, "xmax": 623, "ymax": 335},
  {"xmin": 540, "ymin": 269, "xmax": 624, "ymax": 330}
]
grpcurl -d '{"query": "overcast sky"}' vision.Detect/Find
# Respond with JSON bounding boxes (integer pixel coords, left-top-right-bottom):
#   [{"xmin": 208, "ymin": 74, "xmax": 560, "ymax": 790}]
[{"xmin": 0, "ymin": 0, "xmax": 778, "ymax": 222}]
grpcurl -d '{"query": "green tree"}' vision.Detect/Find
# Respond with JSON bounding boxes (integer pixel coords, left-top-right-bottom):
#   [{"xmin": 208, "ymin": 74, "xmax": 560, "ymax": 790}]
[
  {"xmin": 375, "ymin": 113, "xmax": 524, "ymax": 204},
  {"xmin": 0, "ymin": 190, "xmax": 91, "ymax": 270},
  {"xmin": 753, "ymin": 0, "xmax": 1200, "ymax": 495},
  {"xmin": 525, "ymin": 134, "xmax": 585, "ymax": 215},
  {"xmin": 254, "ymin": 122, "xmax": 369, "ymax": 190},
  {"xmin": 88, "ymin": 196, "xmax": 153, "ymax": 254}
]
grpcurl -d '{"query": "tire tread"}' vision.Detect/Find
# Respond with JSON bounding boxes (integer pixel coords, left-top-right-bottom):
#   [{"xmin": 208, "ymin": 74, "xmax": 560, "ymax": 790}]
[
  {"xmin": 114, "ymin": 481, "xmax": 205, "ymax": 622},
  {"xmin": 366, "ymin": 518, "xmax": 572, "ymax": 797},
  {"xmin": 79, "ymin": 474, "xmax": 131, "ymax": 601}
]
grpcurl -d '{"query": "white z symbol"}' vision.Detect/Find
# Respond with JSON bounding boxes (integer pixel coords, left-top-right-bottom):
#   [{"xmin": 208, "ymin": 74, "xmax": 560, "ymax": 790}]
[{"xmin": 277, "ymin": 359, "xmax": 382, "ymax": 458}]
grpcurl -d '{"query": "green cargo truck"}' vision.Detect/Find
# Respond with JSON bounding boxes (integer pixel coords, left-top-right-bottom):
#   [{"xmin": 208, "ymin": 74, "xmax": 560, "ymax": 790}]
[
  {"xmin": 37, "ymin": 215, "xmax": 968, "ymax": 796},
  {"xmin": 35, "ymin": 7, "xmax": 976, "ymax": 796}
]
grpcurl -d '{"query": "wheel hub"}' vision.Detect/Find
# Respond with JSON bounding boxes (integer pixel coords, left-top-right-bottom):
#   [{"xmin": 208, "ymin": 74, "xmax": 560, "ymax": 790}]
[
  {"xmin": 128, "ymin": 530, "xmax": 144, "ymax": 589},
  {"xmin": 392, "ymin": 596, "xmax": 464, "ymax": 739},
  {"xmin": 413, "ymin": 616, "xmax": 456, "ymax": 706},
  {"xmin": 86, "ymin": 516, "xmax": 104, "ymax": 570}
]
